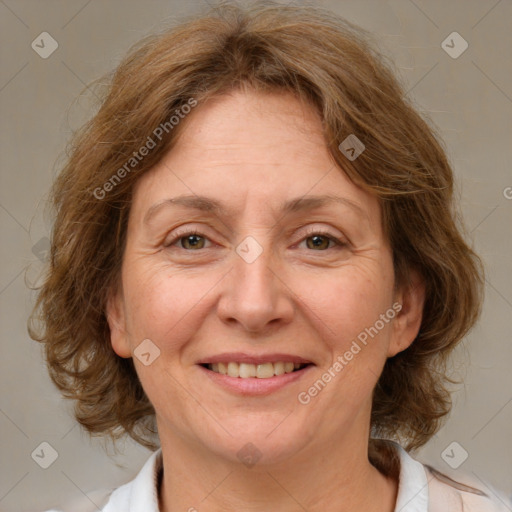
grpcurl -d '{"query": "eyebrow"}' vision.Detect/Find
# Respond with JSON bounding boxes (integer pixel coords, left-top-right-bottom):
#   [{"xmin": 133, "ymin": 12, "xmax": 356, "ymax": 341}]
[{"xmin": 143, "ymin": 194, "xmax": 367, "ymax": 225}]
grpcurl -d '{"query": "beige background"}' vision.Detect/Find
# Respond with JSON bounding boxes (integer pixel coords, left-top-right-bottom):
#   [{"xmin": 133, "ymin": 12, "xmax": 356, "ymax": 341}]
[{"xmin": 0, "ymin": 0, "xmax": 511, "ymax": 510}]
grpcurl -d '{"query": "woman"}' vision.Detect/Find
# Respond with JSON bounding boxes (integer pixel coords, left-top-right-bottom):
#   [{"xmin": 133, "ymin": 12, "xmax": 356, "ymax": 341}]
[{"xmin": 30, "ymin": 2, "xmax": 510, "ymax": 511}]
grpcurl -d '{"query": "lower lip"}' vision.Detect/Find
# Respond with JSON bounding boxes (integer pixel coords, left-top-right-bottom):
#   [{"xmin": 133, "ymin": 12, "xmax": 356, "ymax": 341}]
[{"xmin": 197, "ymin": 364, "xmax": 314, "ymax": 396}]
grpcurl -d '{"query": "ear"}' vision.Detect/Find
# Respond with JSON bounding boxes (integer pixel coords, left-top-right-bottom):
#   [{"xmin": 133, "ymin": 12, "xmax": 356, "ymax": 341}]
[
  {"xmin": 387, "ymin": 269, "xmax": 426, "ymax": 358},
  {"xmin": 106, "ymin": 286, "xmax": 132, "ymax": 358}
]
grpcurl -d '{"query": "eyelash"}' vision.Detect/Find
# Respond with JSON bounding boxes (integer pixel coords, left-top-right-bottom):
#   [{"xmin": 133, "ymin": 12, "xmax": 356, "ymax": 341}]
[{"xmin": 165, "ymin": 227, "xmax": 347, "ymax": 252}]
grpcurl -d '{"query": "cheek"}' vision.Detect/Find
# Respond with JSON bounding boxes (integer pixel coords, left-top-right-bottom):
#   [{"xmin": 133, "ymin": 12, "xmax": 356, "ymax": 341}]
[
  {"xmin": 292, "ymin": 267, "xmax": 396, "ymax": 423},
  {"xmin": 292, "ymin": 262, "xmax": 395, "ymax": 353},
  {"xmin": 121, "ymin": 261, "xmax": 218, "ymax": 349}
]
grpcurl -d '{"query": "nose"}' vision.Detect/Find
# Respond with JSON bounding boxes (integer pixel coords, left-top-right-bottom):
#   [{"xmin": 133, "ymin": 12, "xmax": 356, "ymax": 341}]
[{"xmin": 216, "ymin": 240, "xmax": 295, "ymax": 334}]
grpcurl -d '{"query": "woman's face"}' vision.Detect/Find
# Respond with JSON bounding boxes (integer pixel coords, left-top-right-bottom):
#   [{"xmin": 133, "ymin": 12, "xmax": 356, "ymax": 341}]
[{"xmin": 108, "ymin": 89, "xmax": 421, "ymax": 465}]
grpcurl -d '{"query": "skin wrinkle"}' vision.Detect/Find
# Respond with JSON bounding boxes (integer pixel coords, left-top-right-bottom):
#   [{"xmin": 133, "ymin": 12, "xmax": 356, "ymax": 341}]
[
  {"xmin": 143, "ymin": 194, "xmax": 370, "ymax": 226},
  {"xmin": 107, "ymin": 90, "xmax": 425, "ymax": 512}
]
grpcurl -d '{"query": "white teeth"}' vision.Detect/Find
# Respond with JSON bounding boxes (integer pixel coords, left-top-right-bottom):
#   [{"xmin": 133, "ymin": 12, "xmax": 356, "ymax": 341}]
[
  {"xmin": 239, "ymin": 363, "xmax": 256, "ymax": 378},
  {"xmin": 256, "ymin": 363, "xmax": 274, "ymax": 378},
  {"xmin": 207, "ymin": 361, "xmax": 307, "ymax": 378},
  {"xmin": 273, "ymin": 362, "xmax": 285, "ymax": 376},
  {"xmin": 227, "ymin": 362, "xmax": 239, "ymax": 377}
]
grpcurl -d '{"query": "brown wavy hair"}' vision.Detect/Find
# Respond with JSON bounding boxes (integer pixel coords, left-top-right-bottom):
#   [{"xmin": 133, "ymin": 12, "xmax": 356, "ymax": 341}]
[{"xmin": 29, "ymin": 1, "xmax": 484, "ymax": 472}]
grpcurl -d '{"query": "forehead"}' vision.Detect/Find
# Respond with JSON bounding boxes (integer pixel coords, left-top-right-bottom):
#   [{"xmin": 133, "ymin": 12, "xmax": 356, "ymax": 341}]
[
  {"xmin": 131, "ymin": 89, "xmax": 380, "ymax": 229},
  {"xmin": 180, "ymin": 89, "xmax": 324, "ymax": 146}
]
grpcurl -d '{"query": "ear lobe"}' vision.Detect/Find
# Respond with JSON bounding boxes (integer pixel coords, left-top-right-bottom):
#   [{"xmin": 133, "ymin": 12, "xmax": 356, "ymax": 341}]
[
  {"xmin": 106, "ymin": 288, "xmax": 132, "ymax": 358},
  {"xmin": 388, "ymin": 270, "xmax": 426, "ymax": 358}
]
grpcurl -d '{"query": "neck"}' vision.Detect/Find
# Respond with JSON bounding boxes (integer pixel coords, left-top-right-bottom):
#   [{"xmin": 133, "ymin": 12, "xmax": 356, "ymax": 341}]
[{"xmin": 157, "ymin": 432, "xmax": 398, "ymax": 512}]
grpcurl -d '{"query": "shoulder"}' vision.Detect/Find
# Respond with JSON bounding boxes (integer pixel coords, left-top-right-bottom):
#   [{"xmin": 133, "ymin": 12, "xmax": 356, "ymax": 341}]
[
  {"xmin": 387, "ymin": 440, "xmax": 511, "ymax": 512},
  {"xmin": 425, "ymin": 464, "xmax": 512, "ymax": 512}
]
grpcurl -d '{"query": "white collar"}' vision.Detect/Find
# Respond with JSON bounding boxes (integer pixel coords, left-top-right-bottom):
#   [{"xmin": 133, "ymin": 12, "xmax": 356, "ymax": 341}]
[
  {"xmin": 392, "ymin": 442, "xmax": 430, "ymax": 511},
  {"xmin": 102, "ymin": 448, "xmax": 162, "ymax": 512},
  {"xmin": 104, "ymin": 441, "xmax": 429, "ymax": 511}
]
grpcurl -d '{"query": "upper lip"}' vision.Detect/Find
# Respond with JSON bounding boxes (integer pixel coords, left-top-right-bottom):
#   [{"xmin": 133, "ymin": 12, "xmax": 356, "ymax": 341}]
[{"xmin": 196, "ymin": 353, "xmax": 314, "ymax": 365}]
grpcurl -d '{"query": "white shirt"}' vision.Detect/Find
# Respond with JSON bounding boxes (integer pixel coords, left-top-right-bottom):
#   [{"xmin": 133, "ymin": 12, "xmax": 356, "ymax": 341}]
[{"xmin": 45, "ymin": 441, "xmax": 511, "ymax": 511}]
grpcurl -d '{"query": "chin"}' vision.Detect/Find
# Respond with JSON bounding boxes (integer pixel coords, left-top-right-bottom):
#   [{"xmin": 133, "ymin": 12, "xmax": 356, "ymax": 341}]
[{"xmin": 200, "ymin": 417, "xmax": 312, "ymax": 467}]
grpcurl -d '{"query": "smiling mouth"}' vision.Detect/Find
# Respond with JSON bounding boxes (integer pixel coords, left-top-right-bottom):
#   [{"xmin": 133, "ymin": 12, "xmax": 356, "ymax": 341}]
[{"xmin": 201, "ymin": 362, "xmax": 311, "ymax": 379}]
